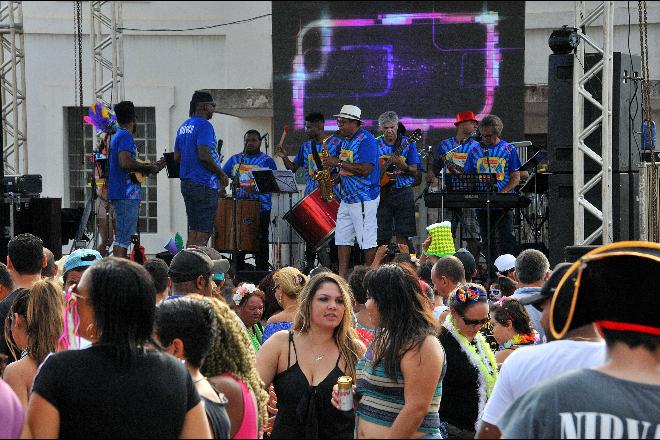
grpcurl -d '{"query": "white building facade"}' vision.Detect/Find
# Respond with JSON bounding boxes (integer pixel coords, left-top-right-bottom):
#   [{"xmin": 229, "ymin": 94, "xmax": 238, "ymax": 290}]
[{"xmin": 15, "ymin": 1, "xmax": 660, "ymax": 256}]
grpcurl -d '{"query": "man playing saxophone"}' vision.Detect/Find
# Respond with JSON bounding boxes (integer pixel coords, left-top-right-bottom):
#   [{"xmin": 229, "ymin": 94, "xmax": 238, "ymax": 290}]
[
  {"xmin": 276, "ymin": 112, "xmax": 342, "ymax": 271},
  {"xmin": 321, "ymin": 105, "xmax": 380, "ymax": 279}
]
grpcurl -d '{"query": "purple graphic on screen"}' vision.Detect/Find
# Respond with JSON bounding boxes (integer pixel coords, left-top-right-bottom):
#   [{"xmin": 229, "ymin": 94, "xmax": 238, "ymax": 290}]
[{"xmin": 291, "ymin": 11, "xmax": 501, "ymax": 131}]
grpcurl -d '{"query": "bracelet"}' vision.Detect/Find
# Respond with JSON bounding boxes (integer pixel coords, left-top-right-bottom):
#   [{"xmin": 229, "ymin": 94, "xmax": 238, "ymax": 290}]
[{"xmin": 338, "ymin": 160, "xmax": 343, "ymax": 170}]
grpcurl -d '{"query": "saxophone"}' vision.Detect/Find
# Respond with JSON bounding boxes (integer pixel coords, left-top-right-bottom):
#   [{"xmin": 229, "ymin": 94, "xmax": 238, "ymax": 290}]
[{"xmin": 314, "ymin": 132, "xmax": 338, "ymax": 202}]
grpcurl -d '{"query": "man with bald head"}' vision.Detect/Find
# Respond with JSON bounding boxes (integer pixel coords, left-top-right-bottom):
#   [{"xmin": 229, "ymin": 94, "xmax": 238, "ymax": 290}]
[{"xmin": 431, "ymin": 255, "xmax": 466, "ymax": 323}]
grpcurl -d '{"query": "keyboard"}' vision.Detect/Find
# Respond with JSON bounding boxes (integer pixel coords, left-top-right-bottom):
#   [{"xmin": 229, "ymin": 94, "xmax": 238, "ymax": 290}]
[{"xmin": 424, "ymin": 192, "xmax": 532, "ymax": 209}]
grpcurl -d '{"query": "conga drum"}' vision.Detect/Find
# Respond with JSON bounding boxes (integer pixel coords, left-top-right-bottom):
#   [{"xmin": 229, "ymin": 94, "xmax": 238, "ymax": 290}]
[
  {"xmin": 214, "ymin": 198, "xmax": 260, "ymax": 253},
  {"xmin": 283, "ymin": 188, "xmax": 340, "ymax": 252}
]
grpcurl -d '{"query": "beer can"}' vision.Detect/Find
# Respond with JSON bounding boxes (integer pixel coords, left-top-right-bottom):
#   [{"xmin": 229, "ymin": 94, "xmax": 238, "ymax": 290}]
[{"xmin": 337, "ymin": 376, "xmax": 353, "ymax": 411}]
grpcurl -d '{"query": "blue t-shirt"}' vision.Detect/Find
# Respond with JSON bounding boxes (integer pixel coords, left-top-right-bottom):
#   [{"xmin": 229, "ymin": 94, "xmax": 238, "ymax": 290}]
[
  {"xmin": 338, "ymin": 128, "xmax": 380, "ymax": 203},
  {"xmin": 293, "ymin": 136, "xmax": 342, "ymax": 196},
  {"xmin": 435, "ymin": 137, "xmax": 481, "ymax": 190},
  {"xmin": 108, "ymin": 128, "xmax": 140, "ymax": 201},
  {"xmin": 464, "ymin": 140, "xmax": 522, "ymax": 192},
  {"xmin": 174, "ymin": 116, "xmax": 220, "ymax": 189},
  {"xmin": 376, "ymin": 135, "xmax": 421, "ymax": 189},
  {"xmin": 222, "ymin": 152, "xmax": 277, "ymax": 212}
]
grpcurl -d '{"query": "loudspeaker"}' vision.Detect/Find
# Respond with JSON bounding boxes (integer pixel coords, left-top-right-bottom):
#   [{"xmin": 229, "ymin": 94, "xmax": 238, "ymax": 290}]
[
  {"xmin": 0, "ymin": 202, "xmax": 8, "ymax": 263},
  {"xmin": 564, "ymin": 245, "xmax": 600, "ymax": 262},
  {"xmin": 13, "ymin": 198, "xmax": 63, "ymax": 260},
  {"xmin": 547, "ymin": 173, "xmax": 639, "ymax": 265},
  {"xmin": 236, "ymin": 270, "xmax": 270, "ymax": 285},
  {"xmin": 547, "ymin": 52, "xmax": 642, "ymax": 173}
]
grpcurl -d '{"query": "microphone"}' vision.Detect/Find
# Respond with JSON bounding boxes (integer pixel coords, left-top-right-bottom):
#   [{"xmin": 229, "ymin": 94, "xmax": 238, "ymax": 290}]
[{"xmin": 466, "ymin": 130, "xmax": 481, "ymax": 142}]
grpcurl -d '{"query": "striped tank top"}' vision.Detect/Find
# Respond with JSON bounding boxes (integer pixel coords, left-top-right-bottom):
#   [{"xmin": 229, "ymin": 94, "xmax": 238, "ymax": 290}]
[{"xmin": 356, "ymin": 347, "xmax": 445, "ymax": 434}]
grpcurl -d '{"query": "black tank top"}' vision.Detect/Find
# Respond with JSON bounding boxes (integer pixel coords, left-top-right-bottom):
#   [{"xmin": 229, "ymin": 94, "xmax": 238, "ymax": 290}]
[
  {"xmin": 202, "ymin": 392, "xmax": 231, "ymax": 439},
  {"xmin": 271, "ymin": 331, "xmax": 355, "ymax": 439}
]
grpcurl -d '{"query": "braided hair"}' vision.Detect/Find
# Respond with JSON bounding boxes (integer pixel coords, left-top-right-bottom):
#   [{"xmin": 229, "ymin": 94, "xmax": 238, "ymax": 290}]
[{"xmin": 188, "ymin": 294, "xmax": 268, "ymax": 426}]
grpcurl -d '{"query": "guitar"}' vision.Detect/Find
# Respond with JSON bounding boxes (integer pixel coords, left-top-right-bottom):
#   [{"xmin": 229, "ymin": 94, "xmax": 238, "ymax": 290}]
[
  {"xmin": 129, "ymin": 157, "xmax": 167, "ymax": 184},
  {"xmin": 379, "ymin": 129, "xmax": 423, "ymax": 187}
]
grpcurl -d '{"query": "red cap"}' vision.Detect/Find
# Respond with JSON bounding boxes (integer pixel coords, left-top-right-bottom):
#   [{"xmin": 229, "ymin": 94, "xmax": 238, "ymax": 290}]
[{"xmin": 454, "ymin": 111, "xmax": 478, "ymax": 126}]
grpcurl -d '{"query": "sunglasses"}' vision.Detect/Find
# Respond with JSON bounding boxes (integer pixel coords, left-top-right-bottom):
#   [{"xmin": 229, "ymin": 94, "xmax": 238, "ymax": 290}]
[{"xmin": 460, "ymin": 313, "xmax": 490, "ymax": 327}]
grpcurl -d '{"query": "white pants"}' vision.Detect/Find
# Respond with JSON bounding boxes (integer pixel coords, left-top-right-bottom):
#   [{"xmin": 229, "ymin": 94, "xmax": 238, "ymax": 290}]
[{"xmin": 335, "ymin": 197, "xmax": 379, "ymax": 250}]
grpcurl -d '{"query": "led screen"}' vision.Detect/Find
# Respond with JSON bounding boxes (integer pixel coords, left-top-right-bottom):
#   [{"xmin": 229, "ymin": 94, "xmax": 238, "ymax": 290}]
[{"xmin": 273, "ymin": 1, "xmax": 525, "ymax": 153}]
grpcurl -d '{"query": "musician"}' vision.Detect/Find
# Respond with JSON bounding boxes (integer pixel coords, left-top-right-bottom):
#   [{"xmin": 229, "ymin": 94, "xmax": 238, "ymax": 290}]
[
  {"xmin": 375, "ymin": 111, "xmax": 420, "ymax": 247},
  {"xmin": 174, "ymin": 91, "xmax": 228, "ymax": 248},
  {"xmin": 94, "ymin": 133, "xmax": 115, "ymax": 257},
  {"xmin": 107, "ymin": 101, "xmax": 159, "ymax": 258},
  {"xmin": 321, "ymin": 105, "xmax": 380, "ymax": 279},
  {"xmin": 223, "ymin": 130, "xmax": 277, "ymax": 271},
  {"xmin": 275, "ymin": 112, "xmax": 342, "ymax": 272},
  {"xmin": 464, "ymin": 114, "xmax": 522, "ymax": 262},
  {"xmin": 431, "ymin": 110, "xmax": 482, "ymax": 261}
]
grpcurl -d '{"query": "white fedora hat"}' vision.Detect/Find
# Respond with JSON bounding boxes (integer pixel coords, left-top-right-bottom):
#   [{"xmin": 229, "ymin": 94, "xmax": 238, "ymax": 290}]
[{"xmin": 333, "ymin": 104, "xmax": 362, "ymax": 121}]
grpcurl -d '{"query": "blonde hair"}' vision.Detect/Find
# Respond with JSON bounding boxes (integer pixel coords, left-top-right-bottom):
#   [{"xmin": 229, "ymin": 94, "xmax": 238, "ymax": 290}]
[
  {"xmin": 293, "ymin": 272, "xmax": 361, "ymax": 379},
  {"xmin": 188, "ymin": 294, "xmax": 268, "ymax": 426},
  {"xmin": 4, "ymin": 280, "xmax": 64, "ymax": 364},
  {"xmin": 273, "ymin": 266, "xmax": 307, "ymax": 300}
]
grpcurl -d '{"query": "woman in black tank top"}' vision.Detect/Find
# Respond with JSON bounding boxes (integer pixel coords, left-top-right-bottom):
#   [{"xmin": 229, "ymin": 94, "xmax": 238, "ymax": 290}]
[
  {"xmin": 154, "ymin": 298, "xmax": 231, "ymax": 439},
  {"xmin": 256, "ymin": 273, "xmax": 366, "ymax": 439}
]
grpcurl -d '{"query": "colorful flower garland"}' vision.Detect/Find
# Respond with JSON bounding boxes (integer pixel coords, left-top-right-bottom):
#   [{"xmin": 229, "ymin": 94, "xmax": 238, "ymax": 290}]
[
  {"xmin": 233, "ymin": 283, "xmax": 258, "ymax": 306},
  {"xmin": 444, "ymin": 314, "xmax": 499, "ymax": 429},
  {"xmin": 500, "ymin": 331, "xmax": 539, "ymax": 350}
]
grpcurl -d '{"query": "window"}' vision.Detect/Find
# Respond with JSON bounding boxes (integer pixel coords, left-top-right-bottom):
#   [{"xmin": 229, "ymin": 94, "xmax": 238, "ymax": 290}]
[{"xmin": 66, "ymin": 106, "xmax": 159, "ymax": 233}]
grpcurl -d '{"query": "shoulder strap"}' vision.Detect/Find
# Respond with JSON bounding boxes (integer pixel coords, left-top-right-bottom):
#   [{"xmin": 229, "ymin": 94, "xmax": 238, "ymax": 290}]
[
  {"xmin": 310, "ymin": 141, "xmax": 324, "ymax": 170},
  {"xmin": 287, "ymin": 330, "xmax": 298, "ymax": 368}
]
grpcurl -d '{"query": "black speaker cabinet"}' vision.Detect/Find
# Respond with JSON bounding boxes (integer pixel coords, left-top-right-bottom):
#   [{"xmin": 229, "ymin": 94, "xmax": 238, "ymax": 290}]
[
  {"xmin": 12, "ymin": 198, "xmax": 63, "ymax": 260},
  {"xmin": 547, "ymin": 173, "xmax": 639, "ymax": 265},
  {"xmin": 547, "ymin": 52, "xmax": 642, "ymax": 174}
]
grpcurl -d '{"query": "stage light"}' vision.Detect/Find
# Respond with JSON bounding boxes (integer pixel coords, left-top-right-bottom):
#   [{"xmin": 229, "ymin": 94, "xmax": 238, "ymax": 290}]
[{"xmin": 548, "ymin": 25, "xmax": 579, "ymax": 54}]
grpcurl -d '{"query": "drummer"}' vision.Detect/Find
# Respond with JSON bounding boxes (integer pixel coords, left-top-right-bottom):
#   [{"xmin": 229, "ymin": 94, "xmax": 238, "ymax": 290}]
[
  {"xmin": 276, "ymin": 112, "xmax": 343, "ymax": 272},
  {"xmin": 223, "ymin": 129, "xmax": 277, "ymax": 271}
]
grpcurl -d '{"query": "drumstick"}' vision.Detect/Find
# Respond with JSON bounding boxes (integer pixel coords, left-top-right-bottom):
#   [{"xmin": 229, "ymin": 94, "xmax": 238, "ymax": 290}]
[{"xmin": 277, "ymin": 124, "xmax": 289, "ymax": 148}]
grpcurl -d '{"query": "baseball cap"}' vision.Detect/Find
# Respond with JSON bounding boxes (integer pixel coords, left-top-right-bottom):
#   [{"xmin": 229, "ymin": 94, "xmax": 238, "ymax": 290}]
[
  {"xmin": 168, "ymin": 249, "xmax": 230, "ymax": 283},
  {"xmin": 63, "ymin": 249, "xmax": 103, "ymax": 275},
  {"xmin": 516, "ymin": 263, "xmax": 573, "ymax": 311},
  {"xmin": 494, "ymin": 254, "xmax": 516, "ymax": 273},
  {"xmin": 454, "ymin": 249, "xmax": 476, "ymax": 277}
]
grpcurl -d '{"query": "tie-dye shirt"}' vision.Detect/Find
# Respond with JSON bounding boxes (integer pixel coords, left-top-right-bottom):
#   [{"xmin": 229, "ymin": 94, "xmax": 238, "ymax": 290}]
[
  {"xmin": 108, "ymin": 128, "xmax": 140, "ymax": 201},
  {"xmin": 377, "ymin": 135, "xmax": 421, "ymax": 189},
  {"xmin": 223, "ymin": 152, "xmax": 277, "ymax": 211},
  {"xmin": 435, "ymin": 137, "xmax": 481, "ymax": 190},
  {"xmin": 339, "ymin": 127, "xmax": 380, "ymax": 203},
  {"xmin": 464, "ymin": 140, "xmax": 522, "ymax": 192},
  {"xmin": 293, "ymin": 136, "xmax": 342, "ymax": 196}
]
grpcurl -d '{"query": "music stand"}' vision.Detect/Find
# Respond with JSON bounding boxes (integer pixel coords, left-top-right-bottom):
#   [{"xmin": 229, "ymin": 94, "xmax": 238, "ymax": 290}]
[{"xmin": 252, "ymin": 169, "xmax": 298, "ymax": 194}]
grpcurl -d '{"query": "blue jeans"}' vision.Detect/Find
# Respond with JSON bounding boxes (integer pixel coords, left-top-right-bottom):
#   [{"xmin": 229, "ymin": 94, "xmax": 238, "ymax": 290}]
[
  {"xmin": 111, "ymin": 199, "xmax": 140, "ymax": 248},
  {"xmin": 180, "ymin": 179, "xmax": 219, "ymax": 233}
]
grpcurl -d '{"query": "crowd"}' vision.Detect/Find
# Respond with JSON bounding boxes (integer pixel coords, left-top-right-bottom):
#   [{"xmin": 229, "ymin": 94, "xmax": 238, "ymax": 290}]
[{"xmin": 0, "ymin": 232, "xmax": 658, "ymax": 439}]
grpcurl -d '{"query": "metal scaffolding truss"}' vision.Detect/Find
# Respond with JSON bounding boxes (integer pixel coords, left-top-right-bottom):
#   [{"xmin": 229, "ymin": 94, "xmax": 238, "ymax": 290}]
[
  {"xmin": 90, "ymin": 1, "xmax": 124, "ymax": 148},
  {"xmin": 573, "ymin": 1, "xmax": 614, "ymax": 245},
  {"xmin": 0, "ymin": 0, "xmax": 27, "ymax": 175}
]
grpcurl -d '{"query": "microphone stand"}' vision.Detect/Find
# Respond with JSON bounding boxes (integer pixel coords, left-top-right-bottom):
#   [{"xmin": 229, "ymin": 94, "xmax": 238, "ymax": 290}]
[{"xmin": 231, "ymin": 143, "xmax": 249, "ymax": 276}]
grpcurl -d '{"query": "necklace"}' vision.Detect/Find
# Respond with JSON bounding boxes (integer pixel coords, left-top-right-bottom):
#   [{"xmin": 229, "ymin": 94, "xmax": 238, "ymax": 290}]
[
  {"xmin": 193, "ymin": 376, "xmax": 207, "ymax": 384},
  {"xmin": 444, "ymin": 315, "xmax": 498, "ymax": 428},
  {"xmin": 246, "ymin": 324, "xmax": 263, "ymax": 353},
  {"xmin": 311, "ymin": 347, "xmax": 326, "ymax": 362}
]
